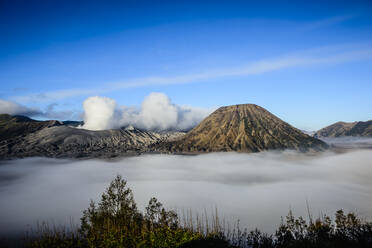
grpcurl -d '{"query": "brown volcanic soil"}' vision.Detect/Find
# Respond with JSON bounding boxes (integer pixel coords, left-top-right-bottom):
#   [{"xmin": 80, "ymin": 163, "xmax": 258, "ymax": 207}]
[{"xmin": 162, "ymin": 104, "xmax": 328, "ymax": 153}]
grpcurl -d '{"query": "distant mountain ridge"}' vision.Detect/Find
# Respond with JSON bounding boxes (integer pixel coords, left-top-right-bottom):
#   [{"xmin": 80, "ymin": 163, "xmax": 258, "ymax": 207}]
[
  {"xmin": 0, "ymin": 114, "xmax": 184, "ymax": 159},
  {"xmin": 0, "ymin": 114, "xmax": 63, "ymax": 141},
  {"xmin": 314, "ymin": 120, "xmax": 372, "ymax": 138},
  {"xmin": 1, "ymin": 125, "xmax": 184, "ymax": 159},
  {"xmin": 159, "ymin": 104, "xmax": 328, "ymax": 153},
  {"xmin": 0, "ymin": 104, "xmax": 329, "ymax": 159}
]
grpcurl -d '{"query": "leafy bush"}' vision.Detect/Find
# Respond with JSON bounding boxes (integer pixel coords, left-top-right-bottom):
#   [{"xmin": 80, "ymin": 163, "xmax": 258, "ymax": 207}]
[{"xmin": 249, "ymin": 209, "xmax": 372, "ymax": 248}]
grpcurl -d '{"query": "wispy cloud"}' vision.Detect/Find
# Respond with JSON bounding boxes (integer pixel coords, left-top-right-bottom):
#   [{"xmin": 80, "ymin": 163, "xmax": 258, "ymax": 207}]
[
  {"xmin": 10, "ymin": 45, "xmax": 372, "ymax": 104},
  {"xmin": 12, "ymin": 89, "xmax": 99, "ymax": 104},
  {"xmin": 303, "ymin": 14, "xmax": 356, "ymax": 31},
  {"xmin": 0, "ymin": 99, "xmax": 79, "ymax": 120},
  {"xmin": 0, "ymin": 99, "xmax": 43, "ymax": 116}
]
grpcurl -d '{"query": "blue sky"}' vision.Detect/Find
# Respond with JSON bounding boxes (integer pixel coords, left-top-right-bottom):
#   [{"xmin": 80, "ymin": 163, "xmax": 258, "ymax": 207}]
[{"xmin": 0, "ymin": 0, "xmax": 371, "ymax": 130}]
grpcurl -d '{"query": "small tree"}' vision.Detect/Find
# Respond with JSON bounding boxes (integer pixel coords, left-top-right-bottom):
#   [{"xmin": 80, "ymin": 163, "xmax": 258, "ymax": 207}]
[
  {"xmin": 146, "ymin": 197, "xmax": 163, "ymax": 228},
  {"xmin": 145, "ymin": 197, "xmax": 179, "ymax": 229},
  {"xmin": 80, "ymin": 175, "xmax": 143, "ymax": 247}
]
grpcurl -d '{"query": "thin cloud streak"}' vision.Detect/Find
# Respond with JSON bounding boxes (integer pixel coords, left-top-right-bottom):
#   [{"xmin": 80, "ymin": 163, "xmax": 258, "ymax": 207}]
[
  {"xmin": 303, "ymin": 14, "xmax": 356, "ymax": 31},
  {"xmin": 11, "ymin": 46, "xmax": 372, "ymax": 104},
  {"xmin": 0, "ymin": 99, "xmax": 80, "ymax": 120}
]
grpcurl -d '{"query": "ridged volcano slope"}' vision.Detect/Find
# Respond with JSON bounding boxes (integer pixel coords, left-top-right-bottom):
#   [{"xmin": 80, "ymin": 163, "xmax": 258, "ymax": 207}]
[{"xmin": 166, "ymin": 104, "xmax": 328, "ymax": 153}]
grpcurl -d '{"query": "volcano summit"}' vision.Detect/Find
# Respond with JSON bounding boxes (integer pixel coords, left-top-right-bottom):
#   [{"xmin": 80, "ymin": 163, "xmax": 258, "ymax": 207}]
[{"xmin": 163, "ymin": 104, "xmax": 328, "ymax": 153}]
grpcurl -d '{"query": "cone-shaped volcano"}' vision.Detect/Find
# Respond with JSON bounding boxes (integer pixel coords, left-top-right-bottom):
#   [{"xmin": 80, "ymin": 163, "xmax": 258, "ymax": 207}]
[{"xmin": 167, "ymin": 104, "xmax": 328, "ymax": 153}]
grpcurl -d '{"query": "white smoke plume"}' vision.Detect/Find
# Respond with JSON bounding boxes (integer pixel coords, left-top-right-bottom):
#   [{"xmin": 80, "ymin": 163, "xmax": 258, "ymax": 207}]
[
  {"xmin": 82, "ymin": 93, "xmax": 212, "ymax": 131},
  {"xmin": 82, "ymin": 96, "xmax": 117, "ymax": 130}
]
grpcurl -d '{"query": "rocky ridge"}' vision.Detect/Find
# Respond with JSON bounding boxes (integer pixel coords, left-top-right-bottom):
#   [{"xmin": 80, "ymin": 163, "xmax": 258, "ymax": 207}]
[
  {"xmin": 0, "ymin": 124, "xmax": 184, "ymax": 159},
  {"xmin": 314, "ymin": 120, "xmax": 372, "ymax": 138}
]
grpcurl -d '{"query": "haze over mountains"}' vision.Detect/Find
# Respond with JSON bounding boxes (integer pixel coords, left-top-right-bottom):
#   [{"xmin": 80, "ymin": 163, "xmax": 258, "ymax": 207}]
[{"xmin": 0, "ymin": 103, "xmax": 333, "ymax": 159}]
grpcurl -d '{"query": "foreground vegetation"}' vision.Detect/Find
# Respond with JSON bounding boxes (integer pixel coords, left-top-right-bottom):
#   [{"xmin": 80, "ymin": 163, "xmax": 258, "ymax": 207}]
[{"xmin": 26, "ymin": 175, "xmax": 372, "ymax": 248}]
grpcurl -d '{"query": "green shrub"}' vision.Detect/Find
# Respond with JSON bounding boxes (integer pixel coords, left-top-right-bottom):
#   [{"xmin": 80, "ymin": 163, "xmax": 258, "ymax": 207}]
[{"xmin": 250, "ymin": 209, "xmax": 372, "ymax": 248}]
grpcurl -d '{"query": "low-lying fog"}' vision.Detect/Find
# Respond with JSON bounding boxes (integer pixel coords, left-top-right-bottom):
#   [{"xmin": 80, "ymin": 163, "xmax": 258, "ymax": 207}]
[
  {"xmin": 320, "ymin": 137, "xmax": 372, "ymax": 149},
  {"xmin": 1, "ymin": 145, "xmax": 372, "ymax": 237}
]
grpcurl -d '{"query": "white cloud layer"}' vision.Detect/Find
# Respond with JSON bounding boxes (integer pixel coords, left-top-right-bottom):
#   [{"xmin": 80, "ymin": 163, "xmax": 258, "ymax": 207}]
[
  {"xmin": 82, "ymin": 93, "xmax": 212, "ymax": 131},
  {"xmin": 0, "ymin": 148, "xmax": 371, "ymax": 236}
]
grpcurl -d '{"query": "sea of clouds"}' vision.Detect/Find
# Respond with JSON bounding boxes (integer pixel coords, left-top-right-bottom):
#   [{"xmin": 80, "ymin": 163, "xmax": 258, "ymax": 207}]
[{"xmin": 0, "ymin": 148, "xmax": 371, "ymax": 237}]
